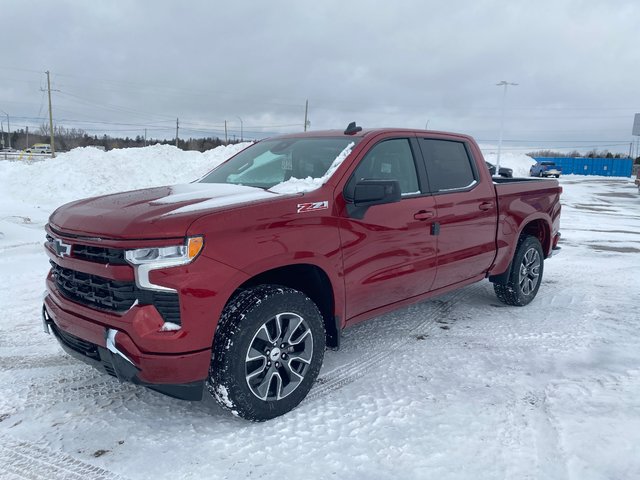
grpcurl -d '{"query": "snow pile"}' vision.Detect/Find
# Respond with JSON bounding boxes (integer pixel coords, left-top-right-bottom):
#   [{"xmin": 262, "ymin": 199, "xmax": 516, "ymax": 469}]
[
  {"xmin": 0, "ymin": 143, "xmax": 249, "ymax": 207},
  {"xmin": 482, "ymin": 151, "xmax": 536, "ymax": 177},
  {"xmin": 0, "ymin": 143, "xmax": 248, "ymax": 247}
]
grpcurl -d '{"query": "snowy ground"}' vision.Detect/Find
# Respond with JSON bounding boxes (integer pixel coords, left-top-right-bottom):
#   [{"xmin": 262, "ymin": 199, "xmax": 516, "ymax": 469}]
[{"xmin": 0, "ymin": 146, "xmax": 639, "ymax": 480}]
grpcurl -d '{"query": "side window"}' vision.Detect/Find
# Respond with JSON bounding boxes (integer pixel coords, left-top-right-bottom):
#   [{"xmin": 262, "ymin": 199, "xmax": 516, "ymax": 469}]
[
  {"xmin": 419, "ymin": 139, "xmax": 476, "ymax": 192},
  {"xmin": 348, "ymin": 138, "xmax": 420, "ymax": 196}
]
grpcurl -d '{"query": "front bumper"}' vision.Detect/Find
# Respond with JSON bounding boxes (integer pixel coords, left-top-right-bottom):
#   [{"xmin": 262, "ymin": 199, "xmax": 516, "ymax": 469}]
[{"xmin": 43, "ymin": 295, "xmax": 208, "ymax": 401}]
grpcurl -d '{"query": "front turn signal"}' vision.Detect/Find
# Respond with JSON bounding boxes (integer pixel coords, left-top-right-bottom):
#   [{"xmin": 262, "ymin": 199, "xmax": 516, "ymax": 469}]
[{"xmin": 187, "ymin": 236, "xmax": 204, "ymax": 260}]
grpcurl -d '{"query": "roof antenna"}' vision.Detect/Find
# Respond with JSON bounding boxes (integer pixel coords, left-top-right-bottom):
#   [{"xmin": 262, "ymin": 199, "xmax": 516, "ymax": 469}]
[{"xmin": 344, "ymin": 122, "xmax": 362, "ymax": 135}]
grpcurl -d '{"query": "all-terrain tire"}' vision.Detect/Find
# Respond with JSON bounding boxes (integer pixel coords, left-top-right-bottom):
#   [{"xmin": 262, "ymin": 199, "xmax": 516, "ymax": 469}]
[
  {"xmin": 493, "ymin": 235, "xmax": 544, "ymax": 306},
  {"xmin": 207, "ymin": 285, "xmax": 325, "ymax": 421}
]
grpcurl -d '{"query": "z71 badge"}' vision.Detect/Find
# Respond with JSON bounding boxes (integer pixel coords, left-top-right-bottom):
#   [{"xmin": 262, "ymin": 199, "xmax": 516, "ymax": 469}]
[{"xmin": 297, "ymin": 201, "xmax": 329, "ymax": 213}]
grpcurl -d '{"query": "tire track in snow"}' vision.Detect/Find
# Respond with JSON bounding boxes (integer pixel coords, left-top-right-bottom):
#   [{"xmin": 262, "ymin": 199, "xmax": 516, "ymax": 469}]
[
  {"xmin": 0, "ymin": 353, "xmax": 77, "ymax": 371},
  {"xmin": 23, "ymin": 371, "xmax": 139, "ymax": 409},
  {"xmin": 0, "ymin": 438, "xmax": 128, "ymax": 480},
  {"xmin": 0, "ymin": 366, "xmax": 139, "ymax": 411},
  {"xmin": 531, "ymin": 388, "xmax": 570, "ymax": 480},
  {"xmin": 306, "ymin": 285, "xmax": 477, "ymax": 401}
]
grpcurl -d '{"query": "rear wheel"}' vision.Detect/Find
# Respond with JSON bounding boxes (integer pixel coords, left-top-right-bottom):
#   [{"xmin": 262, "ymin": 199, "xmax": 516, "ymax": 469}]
[
  {"xmin": 493, "ymin": 235, "xmax": 544, "ymax": 306},
  {"xmin": 208, "ymin": 285, "xmax": 325, "ymax": 421}
]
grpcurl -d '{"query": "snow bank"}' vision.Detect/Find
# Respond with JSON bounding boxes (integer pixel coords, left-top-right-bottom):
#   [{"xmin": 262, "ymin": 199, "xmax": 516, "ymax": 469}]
[
  {"xmin": 0, "ymin": 143, "xmax": 249, "ymax": 247},
  {"xmin": 0, "ymin": 143, "xmax": 249, "ymax": 207},
  {"xmin": 481, "ymin": 151, "xmax": 536, "ymax": 178}
]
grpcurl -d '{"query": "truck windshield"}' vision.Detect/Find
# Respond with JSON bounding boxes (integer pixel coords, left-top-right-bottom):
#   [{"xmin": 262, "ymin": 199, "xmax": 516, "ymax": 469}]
[{"xmin": 199, "ymin": 137, "xmax": 359, "ymax": 189}]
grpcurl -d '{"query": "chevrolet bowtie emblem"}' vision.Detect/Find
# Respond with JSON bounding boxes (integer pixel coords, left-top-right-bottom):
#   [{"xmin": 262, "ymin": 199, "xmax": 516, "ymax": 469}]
[{"xmin": 53, "ymin": 238, "xmax": 72, "ymax": 257}]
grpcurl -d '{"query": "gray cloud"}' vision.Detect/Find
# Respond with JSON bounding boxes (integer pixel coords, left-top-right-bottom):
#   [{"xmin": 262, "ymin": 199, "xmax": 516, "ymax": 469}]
[{"xmin": 1, "ymin": 0, "xmax": 638, "ymax": 153}]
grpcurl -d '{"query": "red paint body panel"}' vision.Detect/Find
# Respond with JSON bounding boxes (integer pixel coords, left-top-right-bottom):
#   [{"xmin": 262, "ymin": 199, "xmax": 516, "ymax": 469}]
[
  {"xmin": 43, "ymin": 128, "xmax": 562, "ymax": 388},
  {"xmin": 44, "ymin": 292, "xmax": 210, "ymax": 384}
]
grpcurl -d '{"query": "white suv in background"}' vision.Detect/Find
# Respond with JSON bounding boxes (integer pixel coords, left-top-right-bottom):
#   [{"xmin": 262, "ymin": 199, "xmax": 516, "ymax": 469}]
[{"xmin": 26, "ymin": 144, "xmax": 52, "ymax": 154}]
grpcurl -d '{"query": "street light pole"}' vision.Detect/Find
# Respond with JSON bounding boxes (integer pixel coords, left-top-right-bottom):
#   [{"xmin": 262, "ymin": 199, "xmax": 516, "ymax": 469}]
[
  {"xmin": 0, "ymin": 110, "xmax": 10, "ymax": 149},
  {"xmin": 236, "ymin": 116, "xmax": 243, "ymax": 142},
  {"xmin": 496, "ymin": 81, "xmax": 517, "ymax": 171}
]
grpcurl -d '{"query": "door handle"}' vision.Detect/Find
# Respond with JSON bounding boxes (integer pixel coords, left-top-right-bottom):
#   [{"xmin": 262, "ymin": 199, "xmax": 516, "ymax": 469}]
[
  {"xmin": 479, "ymin": 202, "xmax": 494, "ymax": 211},
  {"xmin": 414, "ymin": 210, "xmax": 435, "ymax": 220}
]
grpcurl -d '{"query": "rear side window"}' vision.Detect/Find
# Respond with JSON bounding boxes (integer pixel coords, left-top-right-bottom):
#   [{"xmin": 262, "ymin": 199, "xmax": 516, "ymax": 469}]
[{"xmin": 419, "ymin": 139, "xmax": 476, "ymax": 192}]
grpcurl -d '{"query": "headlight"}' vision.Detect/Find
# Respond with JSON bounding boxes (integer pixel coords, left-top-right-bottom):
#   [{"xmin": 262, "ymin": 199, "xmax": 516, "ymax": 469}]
[{"xmin": 125, "ymin": 236, "xmax": 204, "ymax": 291}]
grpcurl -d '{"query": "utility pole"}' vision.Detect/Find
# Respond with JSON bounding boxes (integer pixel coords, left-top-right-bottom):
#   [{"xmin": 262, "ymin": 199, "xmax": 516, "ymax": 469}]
[
  {"xmin": 0, "ymin": 121, "xmax": 4, "ymax": 149},
  {"xmin": 26, "ymin": 126, "xmax": 29, "ymax": 150},
  {"xmin": 236, "ymin": 116, "xmax": 243, "ymax": 142},
  {"xmin": 495, "ymin": 80, "xmax": 518, "ymax": 171},
  {"xmin": 46, "ymin": 71, "xmax": 56, "ymax": 157},
  {"xmin": 175, "ymin": 118, "xmax": 179, "ymax": 148},
  {"xmin": 144, "ymin": 128, "xmax": 147, "ymax": 146},
  {"xmin": 224, "ymin": 120, "xmax": 228, "ymax": 144},
  {"xmin": 0, "ymin": 110, "xmax": 10, "ymax": 149},
  {"xmin": 304, "ymin": 99, "xmax": 309, "ymax": 131}
]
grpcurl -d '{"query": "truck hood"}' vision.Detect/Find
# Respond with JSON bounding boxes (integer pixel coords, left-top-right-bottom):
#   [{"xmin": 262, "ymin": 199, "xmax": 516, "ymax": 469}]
[{"xmin": 49, "ymin": 183, "xmax": 278, "ymax": 240}]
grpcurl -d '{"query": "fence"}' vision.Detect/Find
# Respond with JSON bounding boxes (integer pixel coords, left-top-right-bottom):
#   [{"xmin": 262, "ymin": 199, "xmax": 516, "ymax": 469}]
[
  {"xmin": 1, "ymin": 151, "xmax": 51, "ymax": 161},
  {"xmin": 533, "ymin": 157, "xmax": 634, "ymax": 177}
]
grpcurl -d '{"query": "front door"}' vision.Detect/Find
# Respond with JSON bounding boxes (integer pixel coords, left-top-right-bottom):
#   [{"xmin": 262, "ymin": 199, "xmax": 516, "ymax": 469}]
[{"xmin": 339, "ymin": 138, "xmax": 438, "ymax": 320}]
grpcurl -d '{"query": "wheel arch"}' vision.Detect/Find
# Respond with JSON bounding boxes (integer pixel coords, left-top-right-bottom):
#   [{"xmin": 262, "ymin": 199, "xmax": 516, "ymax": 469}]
[
  {"xmin": 233, "ymin": 263, "xmax": 340, "ymax": 349},
  {"xmin": 489, "ymin": 217, "xmax": 551, "ymax": 284},
  {"xmin": 520, "ymin": 218, "xmax": 551, "ymax": 257}
]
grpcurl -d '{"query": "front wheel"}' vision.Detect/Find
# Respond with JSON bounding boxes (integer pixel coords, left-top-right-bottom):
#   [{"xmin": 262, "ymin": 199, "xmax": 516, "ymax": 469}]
[
  {"xmin": 493, "ymin": 235, "xmax": 544, "ymax": 306},
  {"xmin": 208, "ymin": 285, "xmax": 325, "ymax": 421}
]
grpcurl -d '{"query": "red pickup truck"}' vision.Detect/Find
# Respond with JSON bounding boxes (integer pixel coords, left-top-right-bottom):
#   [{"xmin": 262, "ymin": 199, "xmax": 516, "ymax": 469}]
[{"xmin": 42, "ymin": 124, "xmax": 561, "ymax": 420}]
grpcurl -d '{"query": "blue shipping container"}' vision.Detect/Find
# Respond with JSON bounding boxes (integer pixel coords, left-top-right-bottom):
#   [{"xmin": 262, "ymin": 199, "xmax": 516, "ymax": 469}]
[{"xmin": 532, "ymin": 157, "xmax": 633, "ymax": 177}]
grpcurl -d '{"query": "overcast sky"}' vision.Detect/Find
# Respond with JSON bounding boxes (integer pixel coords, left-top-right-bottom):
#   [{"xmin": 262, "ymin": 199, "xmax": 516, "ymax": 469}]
[{"xmin": 1, "ymin": 0, "xmax": 639, "ymax": 154}]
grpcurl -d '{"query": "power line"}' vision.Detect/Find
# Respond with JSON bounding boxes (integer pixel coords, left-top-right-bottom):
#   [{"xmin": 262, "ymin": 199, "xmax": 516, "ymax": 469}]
[{"xmin": 56, "ymin": 90, "xmax": 176, "ymax": 121}]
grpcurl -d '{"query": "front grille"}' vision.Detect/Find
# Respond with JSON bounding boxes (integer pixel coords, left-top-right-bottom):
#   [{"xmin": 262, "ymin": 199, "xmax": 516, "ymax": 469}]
[
  {"xmin": 51, "ymin": 261, "xmax": 137, "ymax": 311},
  {"xmin": 73, "ymin": 244, "xmax": 128, "ymax": 265},
  {"xmin": 50, "ymin": 261, "xmax": 180, "ymax": 324},
  {"xmin": 46, "ymin": 234, "xmax": 127, "ymax": 265},
  {"xmin": 51, "ymin": 322, "xmax": 99, "ymax": 360}
]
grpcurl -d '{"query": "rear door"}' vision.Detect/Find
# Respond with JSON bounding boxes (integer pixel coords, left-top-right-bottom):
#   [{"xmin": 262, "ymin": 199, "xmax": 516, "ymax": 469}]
[
  {"xmin": 417, "ymin": 137, "xmax": 498, "ymax": 290},
  {"xmin": 339, "ymin": 137, "xmax": 438, "ymax": 320}
]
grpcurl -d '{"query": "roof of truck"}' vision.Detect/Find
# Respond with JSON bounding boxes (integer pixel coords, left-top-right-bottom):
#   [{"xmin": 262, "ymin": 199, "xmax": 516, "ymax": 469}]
[{"xmin": 268, "ymin": 126, "xmax": 474, "ymax": 142}]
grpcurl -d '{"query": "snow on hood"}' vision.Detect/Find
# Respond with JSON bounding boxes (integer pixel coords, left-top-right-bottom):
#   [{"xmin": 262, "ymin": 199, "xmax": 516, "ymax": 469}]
[
  {"xmin": 157, "ymin": 183, "xmax": 277, "ymax": 216},
  {"xmin": 48, "ymin": 183, "xmax": 278, "ymax": 239},
  {"xmin": 269, "ymin": 142, "xmax": 355, "ymax": 194}
]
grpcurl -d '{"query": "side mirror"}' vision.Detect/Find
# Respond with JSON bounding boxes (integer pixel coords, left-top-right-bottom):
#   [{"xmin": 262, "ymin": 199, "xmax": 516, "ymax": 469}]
[{"xmin": 353, "ymin": 179, "xmax": 401, "ymax": 207}]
